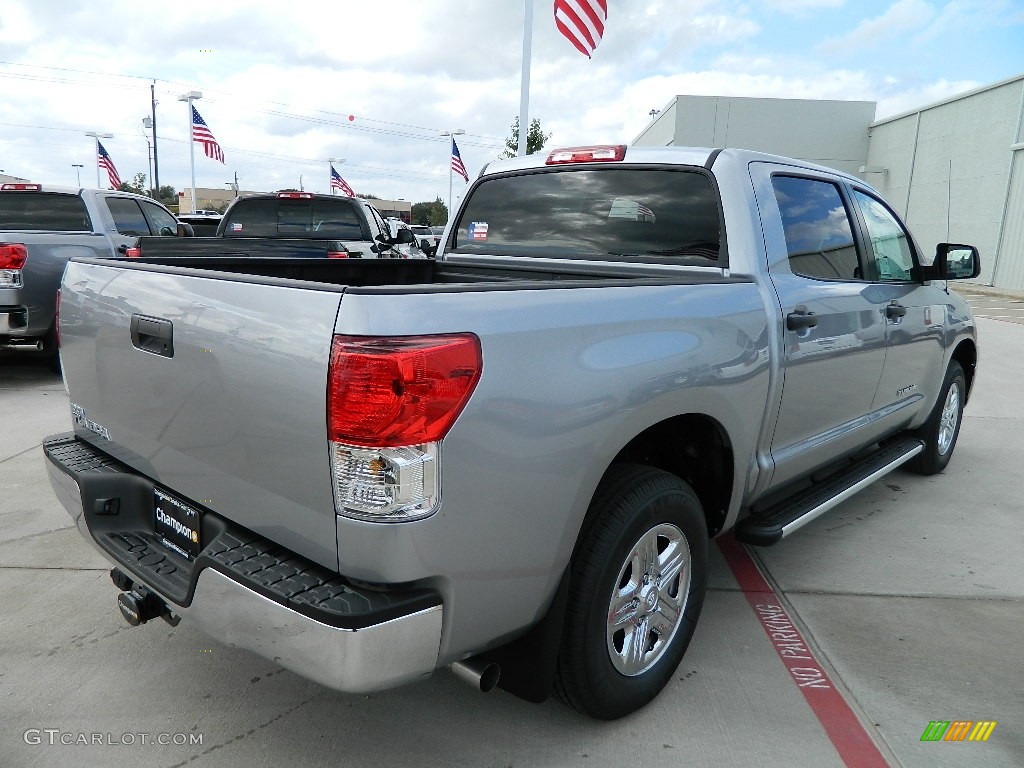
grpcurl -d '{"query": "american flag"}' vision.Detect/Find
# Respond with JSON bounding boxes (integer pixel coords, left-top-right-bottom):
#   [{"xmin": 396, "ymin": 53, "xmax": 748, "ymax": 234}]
[
  {"xmin": 191, "ymin": 105, "xmax": 225, "ymax": 164},
  {"xmin": 330, "ymin": 165, "xmax": 355, "ymax": 196},
  {"xmin": 451, "ymin": 138, "xmax": 469, "ymax": 183},
  {"xmin": 96, "ymin": 141, "xmax": 121, "ymax": 189},
  {"xmin": 554, "ymin": 0, "xmax": 607, "ymax": 58}
]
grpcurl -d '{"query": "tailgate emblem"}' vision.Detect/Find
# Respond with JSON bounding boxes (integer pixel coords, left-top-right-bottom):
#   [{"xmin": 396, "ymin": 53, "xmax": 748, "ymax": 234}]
[{"xmin": 70, "ymin": 403, "xmax": 112, "ymax": 441}]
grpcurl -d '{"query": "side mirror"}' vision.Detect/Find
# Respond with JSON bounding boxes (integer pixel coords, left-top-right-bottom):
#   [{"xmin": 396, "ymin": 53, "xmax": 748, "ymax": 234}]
[
  {"xmin": 395, "ymin": 229, "xmax": 415, "ymax": 245},
  {"xmin": 928, "ymin": 243, "xmax": 980, "ymax": 280},
  {"xmin": 176, "ymin": 222, "xmax": 195, "ymax": 238}
]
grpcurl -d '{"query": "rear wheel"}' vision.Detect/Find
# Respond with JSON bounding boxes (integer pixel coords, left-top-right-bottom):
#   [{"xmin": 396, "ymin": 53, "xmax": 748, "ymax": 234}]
[
  {"xmin": 908, "ymin": 360, "xmax": 965, "ymax": 475},
  {"xmin": 555, "ymin": 464, "xmax": 708, "ymax": 719}
]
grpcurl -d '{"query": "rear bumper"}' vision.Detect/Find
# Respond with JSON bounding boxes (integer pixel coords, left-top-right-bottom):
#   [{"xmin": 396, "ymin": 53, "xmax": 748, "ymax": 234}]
[{"xmin": 43, "ymin": 433, "xmax": 443, "ymax": 694}]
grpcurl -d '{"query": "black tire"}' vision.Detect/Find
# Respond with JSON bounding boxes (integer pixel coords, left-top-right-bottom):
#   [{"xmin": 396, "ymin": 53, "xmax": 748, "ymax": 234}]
[
  {"xmin": 554, "ymin": 464, "xmax": 708, "ymax": 719},
  {"xmin": 908, "ymin": 360, "xmax": 965, "ymax": 475}
]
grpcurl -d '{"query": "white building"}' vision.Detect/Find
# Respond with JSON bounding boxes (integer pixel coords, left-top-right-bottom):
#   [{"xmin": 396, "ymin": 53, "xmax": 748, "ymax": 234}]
[{"xmin": 634, "ymin": 76, "xmax": 1024, "ymax": 290}]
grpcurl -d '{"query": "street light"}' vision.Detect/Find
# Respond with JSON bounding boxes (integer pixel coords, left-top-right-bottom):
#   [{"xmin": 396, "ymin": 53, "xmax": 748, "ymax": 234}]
[
  {"xmin": 71, "ymin": 164, "xmax": 84, "ymax": 186},
  {"xmin": 84, "ymin": 131, "xmax": 114, "ymax": 188},
  {"xmin": 440, "ymin": 129, "xmax": 465, "ymax": 220},
  {"xmin": 140, "ymin": 118, "xmax": 154, "ymax": 197},
  {"xmin": 178, "ymin": 91, "xmax": 202, "ymax": 213},
  {"xmin": 327, "ymin": 157, "xmax": 346, "ymax": 195}
]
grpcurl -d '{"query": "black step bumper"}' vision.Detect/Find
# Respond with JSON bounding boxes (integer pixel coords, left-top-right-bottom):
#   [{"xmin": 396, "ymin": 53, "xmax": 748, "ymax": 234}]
[{"xmin": 43, "ymin": 432, "xmax": 443, "ymax": 693}]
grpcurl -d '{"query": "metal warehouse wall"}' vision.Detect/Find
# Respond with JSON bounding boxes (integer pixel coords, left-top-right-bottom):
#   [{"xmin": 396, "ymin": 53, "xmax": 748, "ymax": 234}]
[
  {"xmin": 864, "ymin": 75, "xmax": 1024, "ymax": 289},
  {"xmin": 633, "ymin": 95, "xmax": 876, "ymax": 176}
]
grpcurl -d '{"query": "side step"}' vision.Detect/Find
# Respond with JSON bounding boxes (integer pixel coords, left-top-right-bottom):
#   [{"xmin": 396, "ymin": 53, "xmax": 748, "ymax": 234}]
[{"xmin": 735, "ymin": 437, "xmax": 925, "ymax": 546}]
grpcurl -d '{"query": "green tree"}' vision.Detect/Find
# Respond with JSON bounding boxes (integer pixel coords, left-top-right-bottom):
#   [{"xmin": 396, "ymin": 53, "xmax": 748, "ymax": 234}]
[
  {"xmin": 502, "ymin": 117, "xmax": 552, "ymax": 158},
  {"xmin": 117, "ymin": 172, "xmax": 148, "ymax": 196},
  {"xmin": 412, "ymin": 197, "xmax": 448, "ymax": 226},
  {"xmin": 157, "ymin": 185, "xmax": 178, "ymax": 208}
]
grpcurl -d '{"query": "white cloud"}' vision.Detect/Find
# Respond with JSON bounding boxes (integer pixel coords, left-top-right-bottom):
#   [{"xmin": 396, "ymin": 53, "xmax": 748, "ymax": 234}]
[
  {"xmin": 819, "ymin": 0, "xmax": 937, "ymax": 55},
  {"xmin": 764, "ymin": 0, "xmax": 846, "ymax": 12}
]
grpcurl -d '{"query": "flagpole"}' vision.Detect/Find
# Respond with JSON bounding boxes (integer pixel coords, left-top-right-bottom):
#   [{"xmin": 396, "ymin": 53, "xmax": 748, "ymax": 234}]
[
  {"xmin": 518, "ymin": 0, "xmax": 533, "ymax": 157},
  {"xmin": 179, "ymin": 91, "xmax": 202, "ymax": 213},
  {"xmin": 328, "ymin": 159, "xmax": 334, "ymax": 195},
  {"xmin": 84, "ymin": 131, "xmax": 113, "ymax": 188}
]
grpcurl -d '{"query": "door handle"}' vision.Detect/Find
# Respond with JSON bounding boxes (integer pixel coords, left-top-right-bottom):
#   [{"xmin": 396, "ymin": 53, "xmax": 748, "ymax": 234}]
[
  {"xmin": 130, "ymin": 314, "xmax": 174, "ymax": 358},
  {"xmin": 786, "ymin": 307, "xmax": 818, "ymax": 331},
  {"xmin": 886, "ymin": 302, "xmax": 907, "ymax": 320}
]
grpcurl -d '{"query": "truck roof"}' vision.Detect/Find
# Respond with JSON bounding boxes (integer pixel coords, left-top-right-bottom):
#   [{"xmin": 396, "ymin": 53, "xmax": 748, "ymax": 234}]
[{"xmin": 478, "ymin": 145, "xmax": 862, "ymax": 184}]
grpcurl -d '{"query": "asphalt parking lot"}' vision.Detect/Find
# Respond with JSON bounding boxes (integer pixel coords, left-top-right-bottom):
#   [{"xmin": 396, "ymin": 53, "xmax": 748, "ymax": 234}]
[{"xmin": 1, "ymin": 303, "xmax": 1021, "ymax": 768}]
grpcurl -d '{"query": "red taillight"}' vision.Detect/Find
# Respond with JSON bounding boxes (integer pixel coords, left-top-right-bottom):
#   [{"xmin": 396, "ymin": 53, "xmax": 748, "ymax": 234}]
[
  {"xmin": 0, "ymin": 183, "xmax": 41, "ymax": 191},
  {"xmin": 277, "ymin": 191, "xmax": 313, "ymax": 199},
  {"xmin": 328, "ymin": 334, "xmax": 482, "ymax": 447},
  {"xmin": 327, "ymin": 250, "xmax": 349, "ymax": 259},
  {"xmin": 124, "ymin": 246, "xmax": 142, "ymax": 258},
  {"xmin": 0, "ymin": 243, "xmax": 28, "ymax": 269},
  {"xmin": 545, "ymin": 145, "xmax": 627, "ymax": 165}
]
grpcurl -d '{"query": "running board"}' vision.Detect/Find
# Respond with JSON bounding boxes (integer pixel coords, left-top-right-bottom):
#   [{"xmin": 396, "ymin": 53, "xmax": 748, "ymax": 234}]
[{"xmin": 735, "ymin": 437, "xmax": 925, "ymax": 546}]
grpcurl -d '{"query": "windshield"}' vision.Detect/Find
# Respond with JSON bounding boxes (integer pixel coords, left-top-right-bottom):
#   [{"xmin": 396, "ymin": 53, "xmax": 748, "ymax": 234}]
[{"xmin": 450, "ymin": 167, "xmax": 721, "ymax": 264}]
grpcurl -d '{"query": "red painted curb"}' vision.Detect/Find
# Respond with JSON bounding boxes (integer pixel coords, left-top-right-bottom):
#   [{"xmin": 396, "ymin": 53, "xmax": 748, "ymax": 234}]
[{"xmin": 717, "ymin": 534, "xmax": 890, "ymax": 768}]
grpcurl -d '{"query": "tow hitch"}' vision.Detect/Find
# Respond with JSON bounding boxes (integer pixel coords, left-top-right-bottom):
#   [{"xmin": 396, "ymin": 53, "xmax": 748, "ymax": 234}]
[{"xmin": 111, "ymin": 568, "xmax": 181, "ymax": 627}]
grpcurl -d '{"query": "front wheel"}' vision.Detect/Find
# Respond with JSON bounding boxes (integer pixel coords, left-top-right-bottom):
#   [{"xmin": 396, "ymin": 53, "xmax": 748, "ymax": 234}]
[
  {"xmin": 908, "ymin": 360, "xmax": 965, "ymax": 475},
  {"xmin": 555, "ymin": 464, "xmax": 708, "ymax": 719}
]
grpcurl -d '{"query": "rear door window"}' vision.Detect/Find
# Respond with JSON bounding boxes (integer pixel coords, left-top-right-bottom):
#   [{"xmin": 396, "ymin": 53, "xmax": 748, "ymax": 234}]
[
  {"xmin": 0, "ymin": 192, "xmax": 92, "ymax": 231},
  {"xmin": 450, "ymin": 167, "xmax": 722, "ymax": 264},
  {"xmin": 771, "ymin": 176, "xmax": 861, "ymax": 280},
  {"xmin": 106, "ymin": 197, "xmax": 152, "ymax": 236}
]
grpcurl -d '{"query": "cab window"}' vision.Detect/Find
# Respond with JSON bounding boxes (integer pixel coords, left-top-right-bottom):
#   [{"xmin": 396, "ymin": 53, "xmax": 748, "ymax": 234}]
[
  {"xmin": 106, "ymin": 197, "xmax": 151, "ymax": 237},
  {"xmin": 771, "ymin": 176, "xmax": 860, "ymax": 280},
  {"xmin": 852, "ymin": 190, "xmax": 915, "ymax": 282}
]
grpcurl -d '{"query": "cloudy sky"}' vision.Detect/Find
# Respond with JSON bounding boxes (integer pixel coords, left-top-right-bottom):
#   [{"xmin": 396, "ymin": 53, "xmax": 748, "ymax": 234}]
[{"xmin": 1, "ymin": 0, "xmax": 1022, "ymax": 207}]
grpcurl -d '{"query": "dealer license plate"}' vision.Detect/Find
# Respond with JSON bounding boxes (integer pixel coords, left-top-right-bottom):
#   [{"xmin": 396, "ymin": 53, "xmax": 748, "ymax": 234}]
[{"xmin": 154, "ymin": 488, "xmax": 202, "ymax": 559}]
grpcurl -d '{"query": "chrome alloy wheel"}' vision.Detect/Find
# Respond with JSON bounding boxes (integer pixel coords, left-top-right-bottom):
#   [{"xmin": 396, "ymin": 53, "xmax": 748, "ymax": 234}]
[
  {"xmin": 937, "ymin": 380, "xmax": 961, "ymax": 456},
  {"xmin": 606, "ymin": 523, "xmax": 691, "ymax": 677}
]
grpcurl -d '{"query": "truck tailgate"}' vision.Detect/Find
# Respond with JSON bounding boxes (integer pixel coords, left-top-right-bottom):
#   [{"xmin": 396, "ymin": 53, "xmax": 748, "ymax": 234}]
[{"xmin": 59, "ymin": 259, "xmax": 344, "ymax": 569}]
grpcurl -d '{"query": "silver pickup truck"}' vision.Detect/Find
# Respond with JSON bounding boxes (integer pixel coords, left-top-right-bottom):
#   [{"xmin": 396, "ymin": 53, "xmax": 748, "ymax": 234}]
[
  {"xmin": 0, "ymin": 184, "xmax": 181, "ymax": 363},
  {"xmin": 43, "ymin": 146, "xmax": 980, "ymax": 719}
]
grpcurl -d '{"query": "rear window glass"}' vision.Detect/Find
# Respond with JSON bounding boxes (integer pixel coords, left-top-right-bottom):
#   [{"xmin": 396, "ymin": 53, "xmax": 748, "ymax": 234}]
[
  {"xmin": 222, "ymin": 198, "xmax": 367, "ymax": 239},
  {"xmin": 450, "ymin": 167, "xmax": 721, "ymax": 263},
  {"xmin": 0, "ymin": 192, "xmax": 92, "ymax": 231}
]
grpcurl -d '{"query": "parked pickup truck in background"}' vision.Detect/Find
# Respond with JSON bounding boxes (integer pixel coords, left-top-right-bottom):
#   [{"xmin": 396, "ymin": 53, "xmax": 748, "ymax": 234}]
[
  {"xmin": 130, "ymin": 191, "xmax": 424, "ymax": 260},
  {"xmin": 44, "ymin": 145, "xmax": 980, "ymax": 719},
  {"xmin": 0, "ymin": 184, "xmax": 183, "ymax": 364}
]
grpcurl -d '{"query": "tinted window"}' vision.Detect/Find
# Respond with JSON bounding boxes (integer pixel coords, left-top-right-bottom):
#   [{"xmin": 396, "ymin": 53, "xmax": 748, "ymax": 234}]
[
  {"xmin": 222, "ymin": 197, "xmax": 366, "ymax": 239},
  {"xmin": 772, "ymin": 176, "xmax": 859, "ymax": 280},
  {"xmin": 450, "ymin": 168, "xmax": 721, "ymax": 263},
  {"xmin": 106, "ymin": 197, "xmax": 151, "ymax": 236},
  {"xmin": 0, "ymin": 192, "xmax": 92, "ymax": 231},
  {"xmin": 852, "ymin": 190, "xmax": 914, "ymax": 282},
  {"xmin": 140, "ymin": 200, "xmax": 179, "ymax": 236}
]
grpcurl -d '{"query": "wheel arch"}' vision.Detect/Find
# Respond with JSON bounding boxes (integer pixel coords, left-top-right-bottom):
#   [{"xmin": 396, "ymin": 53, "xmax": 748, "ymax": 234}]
[
  {"xmin": 591, "ymin": 413, "xmax": 735, "ymax": 539},
  {"xmin": 950, "ymin": 338, "xmax": 977, "ymax": 402}
]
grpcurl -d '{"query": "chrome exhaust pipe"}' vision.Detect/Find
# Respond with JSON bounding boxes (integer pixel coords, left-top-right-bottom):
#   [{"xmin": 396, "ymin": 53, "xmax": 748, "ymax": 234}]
[
  {"xmin": 450, "ymin": 658, "xmax": 500, "ymax": 693},
  {"xmin": 0, "ymin": 339, "xmax": 43, "ymax": 351}
]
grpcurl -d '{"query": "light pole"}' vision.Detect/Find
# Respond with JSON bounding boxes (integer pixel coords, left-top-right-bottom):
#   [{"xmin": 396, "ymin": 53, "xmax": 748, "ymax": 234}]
[
  {"xmin": 440, "ymin": 129, "xmax": 465, "ymax": 220},
  {"xmin": 327, "ymin": 157, "xmax": 345, "ymax": 195},
  {"xmin": 140, "ymin": 118, "xmax": 154, "ymax": 196},
  {"xmin": 71, "ymin": 164, "xmax": 84, "ymax": 187},
  {"xmin": 84, "ymin": 131, "xmax": 114, "ymax": 188},
  {"xmin": 178, "ymin": 91, "xmax": 202, "ymax": 213}
]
